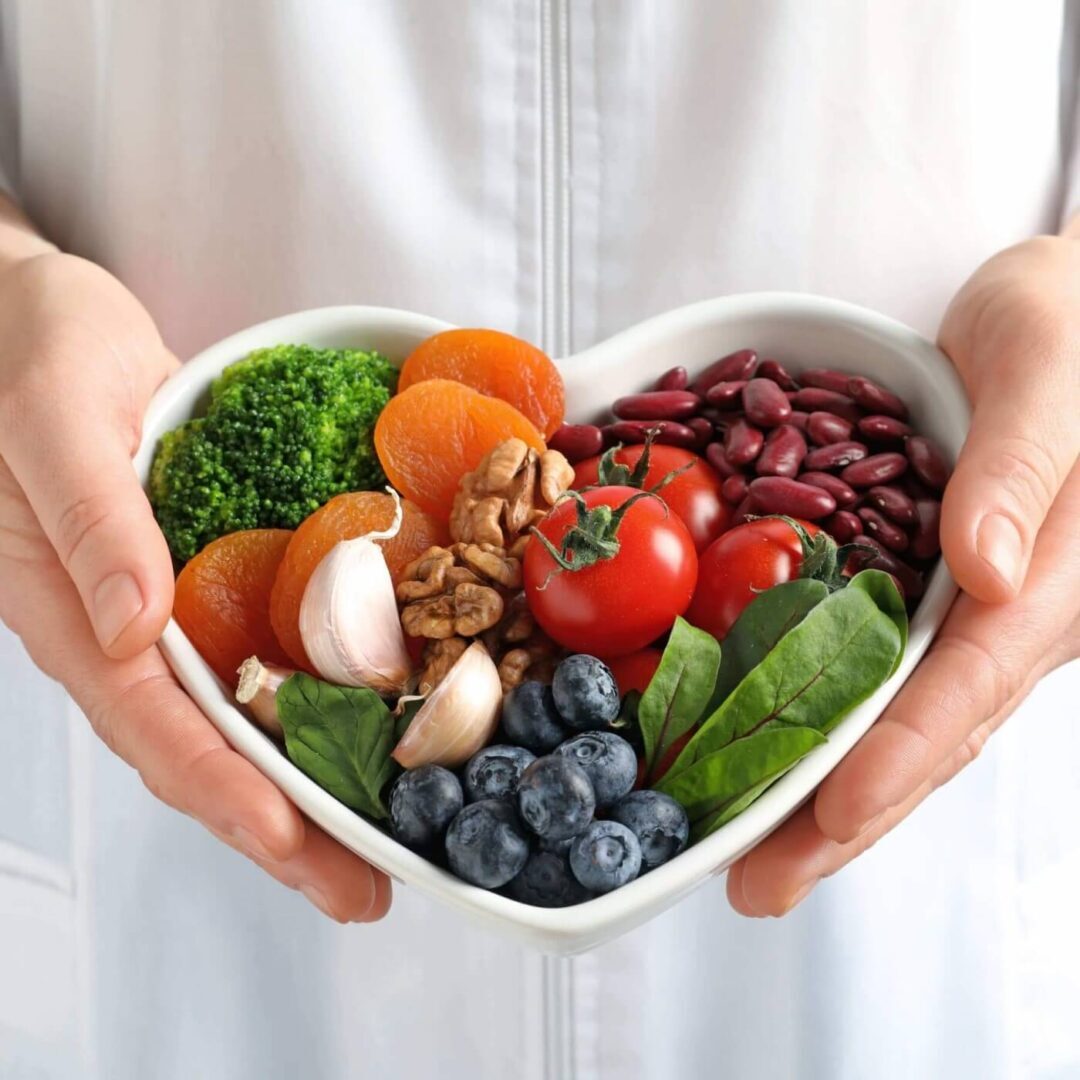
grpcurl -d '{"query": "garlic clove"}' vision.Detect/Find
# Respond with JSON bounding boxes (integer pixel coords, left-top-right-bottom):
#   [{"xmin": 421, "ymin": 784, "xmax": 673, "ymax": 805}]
[
  {"xmin": 235, "ymin": 656, "xmax": 294, "ymax": 737},
  {"xmin": 392, "ymin": 642, "xmax": 502, "ymax": 769},
  {"xmin": 299, "ymin": 493, "xmax": 413, "ymax": 694}
]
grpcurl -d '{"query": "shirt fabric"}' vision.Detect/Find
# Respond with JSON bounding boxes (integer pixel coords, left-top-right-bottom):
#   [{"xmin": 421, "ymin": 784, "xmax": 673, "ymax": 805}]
[{"xmin": 0, "ymin": 3, "xmax": 1079, "ymax": 1078}]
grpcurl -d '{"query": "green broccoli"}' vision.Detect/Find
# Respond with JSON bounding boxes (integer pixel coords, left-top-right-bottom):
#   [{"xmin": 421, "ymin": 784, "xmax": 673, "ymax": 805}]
[{"xmin": 151, "ymin": 343, "xmax": 397, "ymax": 561}]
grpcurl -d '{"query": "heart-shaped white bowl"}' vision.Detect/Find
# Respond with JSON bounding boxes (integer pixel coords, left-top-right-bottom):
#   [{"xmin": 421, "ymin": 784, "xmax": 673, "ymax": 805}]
[{"xmin": 134, "ymin": 293, "xmax": 969, "ymax": 955}]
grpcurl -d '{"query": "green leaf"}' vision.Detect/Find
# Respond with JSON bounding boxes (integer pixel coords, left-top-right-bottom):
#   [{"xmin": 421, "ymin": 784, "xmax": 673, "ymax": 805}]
[
  {"xmin": 638, "ymin": 617, "xmax": 721, "ymax": 782},
  {"xmin": 692, "ymin": 774, "xmax": 785, "ymax": 841},
  {"xmin": 394, "ymin": 698, "xmax": 423, "ymax": 743},
  {"xmin": 670, "ymin": 584, "xmax": 902, "ymax": 778},
  {"xmin": 846, "ymin": 569, "xmax": 908, "ymax": 675},
  {"xmin": 710, "ymin": 579, "xmax": 830, "ymax": 709},
  {"xmin": 657, "ymin": 725, "xmax": 826, "ymax": 821},
  {"xmin": 277, "ymin": 673, "xmax": 400, "ymax": 820}
]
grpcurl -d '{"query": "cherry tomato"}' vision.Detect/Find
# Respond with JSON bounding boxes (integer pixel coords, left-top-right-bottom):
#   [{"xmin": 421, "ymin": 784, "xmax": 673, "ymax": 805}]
[
  {"xmin": 606, "ymin": 647, "xmax": 664, "ymax": 695},
  {"xmin": 685, "ymin": 518, "xmax": 819, "ymax": 641},
  {"xmin": 574, "ymin": 445, "xmax": 731, "ymax": 552},
  {"xmin": 524, "ymin": 486, "xmax": 698, "ymax": 659}
]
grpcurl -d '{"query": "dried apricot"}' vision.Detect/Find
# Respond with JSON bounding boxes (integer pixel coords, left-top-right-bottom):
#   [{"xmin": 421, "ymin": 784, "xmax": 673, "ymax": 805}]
[
  {"xmin": 270, "ymin": 491, "xmax": 449, "ymax": 670},
  {"xmin": 174, "ymin": 529, "xmax": 294, "ymax": 685},
  {"xmin": 399, "ymin": 329, "xmax": 565, "ymax": 438},
  {"xmin": 374, "ymin": 379, "xmax": 546, "ymax": 519}
]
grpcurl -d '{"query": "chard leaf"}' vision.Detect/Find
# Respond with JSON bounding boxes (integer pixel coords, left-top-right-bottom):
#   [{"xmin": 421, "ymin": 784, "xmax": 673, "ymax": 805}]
[
  {"xmin": 638, "ymin": 617, "xmax": 721, "ymax": 783},
  {"xmin": 846, "ymin": 569, "xmax": 908, "ymax": 675},
  {"xmin": 277, "ymin": 673, "xmax": 400, "ymax": 820},
  {"xmin": 710, "ymin": 579, "xmax": 829, "ymax": 709}
]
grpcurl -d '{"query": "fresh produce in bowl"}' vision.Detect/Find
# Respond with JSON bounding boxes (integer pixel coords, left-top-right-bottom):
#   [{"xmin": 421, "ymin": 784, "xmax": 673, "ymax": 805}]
[{"xmin": 134, "ymin": 297, "xmax": 967, "ymax": 954}]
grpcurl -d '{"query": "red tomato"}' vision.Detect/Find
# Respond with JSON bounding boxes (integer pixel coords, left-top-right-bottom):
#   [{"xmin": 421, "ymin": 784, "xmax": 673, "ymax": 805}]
[
  {"xmin": 685, "ymin": 518, "xmax": 819, "ymax": 641},
  {"xmin": 573, "ymin": 445, "xmax": 731, "ymax": 552},
  {"xmin": 606, "ymin": 647, "xmax": 664, "ymax": 695},
  {"xmin": 524, "ymin": 487, "xmax": 698, "ymax": 659}
]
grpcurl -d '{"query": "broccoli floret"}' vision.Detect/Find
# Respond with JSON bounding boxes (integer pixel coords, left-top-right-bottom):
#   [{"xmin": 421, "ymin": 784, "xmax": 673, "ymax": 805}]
[{"xmin": 150, "ymin": 344, "xmax": 397, "ymax": 561}]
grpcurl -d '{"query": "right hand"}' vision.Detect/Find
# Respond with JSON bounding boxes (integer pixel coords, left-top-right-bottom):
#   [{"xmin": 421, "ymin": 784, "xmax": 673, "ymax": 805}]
[{"xmin": 0, "ymin": 252, "xmax": 390, "ymax": 922}]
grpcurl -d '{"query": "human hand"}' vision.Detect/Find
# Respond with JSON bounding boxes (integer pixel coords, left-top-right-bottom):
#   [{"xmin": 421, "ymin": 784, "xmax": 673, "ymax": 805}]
[
  {"xmin": 727, "ymin": 235, "xmax": 1080, "ymax": 915},
  {"xmin": 0, "ymin": 252, "xmax": 390, "ymax": 922}
]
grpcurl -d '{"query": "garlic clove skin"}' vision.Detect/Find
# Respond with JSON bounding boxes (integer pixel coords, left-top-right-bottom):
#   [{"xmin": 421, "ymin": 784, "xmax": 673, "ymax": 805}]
[
  {"xmin": 392, "ymin": 642, "xmax": 502, "ymax": 769},
  {"xmin": 235, "ymin": 656, "xmax": 293, "ymax": 737},
  {"xmin": 299, "ymin": 533, "xmax": 413, "ymax": 695}
]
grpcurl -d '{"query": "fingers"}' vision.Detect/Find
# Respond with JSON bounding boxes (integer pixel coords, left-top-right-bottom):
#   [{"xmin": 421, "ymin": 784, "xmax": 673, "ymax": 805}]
[
  {"xmin": 0, "ymin": 333, "xmax": 178, "ymax": 659},
  {"xmin": 814, "ymin": 466, "xmax": 1079, "ymax": 844},
  {"xmin": 939, "ymin": 259, "xmax": 1080, "ymax": 602}
]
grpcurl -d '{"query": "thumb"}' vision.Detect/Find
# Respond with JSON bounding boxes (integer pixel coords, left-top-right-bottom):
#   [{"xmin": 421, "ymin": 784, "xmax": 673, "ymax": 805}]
[
  {"xmin": 0, "ymin": 348, "xmax": 178, "ymax": 658},
  {"xmin": 939, "ymin": 325, "xmax": 1079, "ymax": 603}
]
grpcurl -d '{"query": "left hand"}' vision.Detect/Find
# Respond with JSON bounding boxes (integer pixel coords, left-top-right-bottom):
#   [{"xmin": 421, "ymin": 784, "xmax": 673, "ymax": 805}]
[{"xmin": 727, "ymin": 234, "xmax": 1080, "ymax": 916}]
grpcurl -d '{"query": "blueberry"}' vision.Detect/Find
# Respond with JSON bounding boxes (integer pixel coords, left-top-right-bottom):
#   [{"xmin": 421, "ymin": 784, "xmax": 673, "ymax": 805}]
[
  {"xmin": 502, "ymin": 681, "xmax": 569, "ymax": 752},
  {"xmin": 555, "ymin": 731, "xmax": 637, "ymax": 808},
  {"xmin": 608, "ymin": 790, "xmax": 690, "ymax": 871},
  {"xmin": 463, "ymin": 744, "xmax": 537, "ymax": 803},
  {"xmin": 539, "ymin": 835, "xmax": 574, "ymax": 856},
  {"xmin": 389, "ymin": 765, "xmax": 464, "ymax": 850},
  {"xmin": 445, "ymin": 800, "xmax": 530, "ymax": 888},
  {"xmin": 552, "ymin": 655, "xmax": 620, "ymax": 731},
  {"xmin": 569, "ymin": 821, "xmax": 642, "ymax": 893},
  {"xmin": 516, "ymin": 756, "xmax": 596, "ymax": 841},
  {"xmin": 507, "ymin": 851, "xmax": 593, "ymax": 908}
]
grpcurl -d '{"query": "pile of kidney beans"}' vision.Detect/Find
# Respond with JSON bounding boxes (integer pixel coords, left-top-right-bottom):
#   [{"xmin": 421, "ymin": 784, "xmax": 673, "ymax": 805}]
[{"xmin": 548, "ymin": 349, "xmax": 951, "ymax": 602}]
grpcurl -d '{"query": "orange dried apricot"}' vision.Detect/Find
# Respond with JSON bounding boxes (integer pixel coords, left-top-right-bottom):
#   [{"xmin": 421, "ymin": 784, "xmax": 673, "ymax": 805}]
[
  {"xmin": 374, "ymin": 379, "xmax": 546, "ymax": 519},
  {"xmin": 174, "ymin": 529, "xmax": 294, "ymax": 685},
  {"xmin": 398, "ymin": 328, "xmax": 565, "ymax": 438},
  {"xmin": 270, "ymin": 491, "xmax": 449, "ymax": 670}
]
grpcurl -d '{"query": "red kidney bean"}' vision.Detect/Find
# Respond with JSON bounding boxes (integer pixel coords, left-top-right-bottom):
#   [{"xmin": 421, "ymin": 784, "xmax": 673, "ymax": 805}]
[
  {"xmin": 840, "ymin": 451, "xmax": 907, "ymax": 488},
  {"xmin": 724, "ymin": 418, "xmax": 765, "ymax": 466},
  {"xmin": 806, "ymin": 411, "xmax": 854, "ymax": 446},
  {"xmin": 603, "ymin": 420, "xmax": 699, "ymax": 449},
  {"xmin": 847, "ymin": 376, "xmax": 908, "ymax": 421},
  {"xmin": 858, "ymin": 506, "xmax": 909, "ymax": 553},
  {"xmin": 910, "ymin": 498, "xmax": 942, "ymax": 560},
  {"xmin": 799, "ymin": 471, "xmax": 858, "ymax": 508},
  {"xmin": 791, "ymin": 387, "xmax": 861, "ymax": 423},
  {"xmin": 547, "ymin": 423, "xmax": 604, "ymax": 463},
  {"xmin": 748, "ymin": 476, "xmax": 836, "ymax": 519},
  {"xmin": 755, "ymin": 424, "xmax": 807, "ymax": 477},
  {"xmin": 686, "ymin": 417, "xmax": 714, "ymax": 449},
  {"xmin": 656, "ymin": 365, "xmax": 689, "ymax": 392},
  {"xmin": 691, "ymin": 349, "xmax": 759, "ymax": 393},
  {"xmin": 730, "ymin": 494, "xmax": 758, "ymax": 527},
  {"xmin": 612, "ymin": 390, "xmax": 702, "ymax": 421},
  {"xmin": 800, "ymin": 368, "xmax": 855, "ymax": 395},
  {"xmin": 902, "ymin": 474, "xmax": 933, "ymax": 501},
  {"xmin": 848, "ymin": 537, "xmax": 925, "ymax": 600},
  {"xmin": 824, "ymin": 510, "xmax": 863, "ymax": 542},
  {"xmin": 865, "ymin": 485, "xmax": 917, "ymax": 525},
  {"xmin": 705, "ymin": 442, "xmax": 742, "ymax": 478},
  {"xmin": 858, "ymin": 414, "xmax": 912, "ymax": 443},
  {"xmin": 757, "ymin": 358, "xmax": 799, "ymax": 390},
  {"xmin": 705, "ymin": 379, "xmax": 748, "ymax": 409},
  {"xmin": 722, "ymin": 474, "xmax": 749, "ymax": 504},
  {"xmin": 905, "ymin": 435, "xmax": 949, "ymax": 491},
  {"xmin": 786, "ymin": 410, "xmax": 810, "ymax": 431},
  {"xmin": 803, "ymin": 440, "xmax": 869, "ymax": 471},
  {"xmin": 743, "ymin": 378, "xmax": 793, "ymax": 427}
]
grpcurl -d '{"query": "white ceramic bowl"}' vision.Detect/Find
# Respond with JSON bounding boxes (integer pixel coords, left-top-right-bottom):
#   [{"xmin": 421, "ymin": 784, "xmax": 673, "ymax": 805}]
[{"xmin": 133, "ymin": 294, "xmax": 969, "ymax": 955}]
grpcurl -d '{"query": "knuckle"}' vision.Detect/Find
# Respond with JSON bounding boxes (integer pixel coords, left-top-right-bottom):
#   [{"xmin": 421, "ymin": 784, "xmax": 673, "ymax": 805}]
[
  {"xmin": 933, "ymin": 635, "xmax": 1014, "ymax": 721},
  {"xmin": 979, "ymin": 435, "xmax": 1062, "ymax": 516},
  {"xmin": 53, "ymin": 491, "xmax": 117, "ymax": 570}
]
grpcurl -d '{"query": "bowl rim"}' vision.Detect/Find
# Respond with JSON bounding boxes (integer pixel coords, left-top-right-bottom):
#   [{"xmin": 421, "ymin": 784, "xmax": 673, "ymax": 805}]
[{"xmin": 137, "ymin": 292, "xmax": 969, "ymax": 952}]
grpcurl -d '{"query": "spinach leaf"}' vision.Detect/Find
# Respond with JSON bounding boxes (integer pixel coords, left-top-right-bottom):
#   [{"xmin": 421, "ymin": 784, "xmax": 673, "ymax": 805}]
[
  {"xmin": 638, "ymin": 617, "xmax": 721, "ymax": 783},
  {"xmin": 657, "ymin": 725, "xmax": 826, "ymax": 821},
  {"xmin": 693, "ymin": 773, "xmax": 789, "ymax": 841},
  {"xmin": 847, "ymin": 569, "xmax": 908, "ymax": 675},
  {"xmin": 710, "ymin": 579, "xmax": 829, "ymax": 708},
  {"xmin": 668, "ymin": 583, "xmax": 902, "ymax": 778},
  {"xmin": 277, "ymin": 673, "xmax": 400, "ymax": 820}
]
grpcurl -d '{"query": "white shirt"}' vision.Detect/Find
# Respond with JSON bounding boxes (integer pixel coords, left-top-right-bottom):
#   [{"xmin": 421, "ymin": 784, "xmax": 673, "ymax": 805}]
[{"xmin": 1, "ymin": 3, "xmax": 1079, "ymax": 1078}]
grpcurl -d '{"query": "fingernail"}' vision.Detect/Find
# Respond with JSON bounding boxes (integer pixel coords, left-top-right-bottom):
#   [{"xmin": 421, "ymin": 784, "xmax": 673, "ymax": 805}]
[
  {"xmin": 779, "ymin": 878, "xmax": 818, "ymax": 916},
  {"xmin": 230, "ymin": 826, "xmax": 273, "ymax": 863},
  {"xmin": 92, "ymin": 572, "xmax": 144, "ymax": 648},
  {"xmin": 976, "ymin": 514, "xmax": 1024, "ymax": 593},
  {"xmin": 301, "ymin": 885, "xmax": 339, "ymax": 921}
]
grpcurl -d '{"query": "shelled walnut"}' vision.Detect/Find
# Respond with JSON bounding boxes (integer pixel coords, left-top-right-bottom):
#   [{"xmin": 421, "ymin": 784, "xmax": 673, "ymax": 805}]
[{"xmin": 450, "ymin": 438, "xmax": 574, "ymax": 551}]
